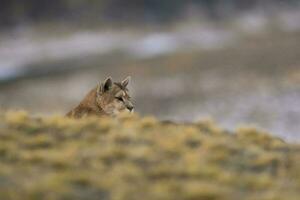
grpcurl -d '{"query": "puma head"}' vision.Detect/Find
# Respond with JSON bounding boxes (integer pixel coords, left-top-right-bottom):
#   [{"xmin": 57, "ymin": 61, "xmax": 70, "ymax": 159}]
[{"xmin": 96, "ymin": 76, "xmax": 134, "ymax": 116}]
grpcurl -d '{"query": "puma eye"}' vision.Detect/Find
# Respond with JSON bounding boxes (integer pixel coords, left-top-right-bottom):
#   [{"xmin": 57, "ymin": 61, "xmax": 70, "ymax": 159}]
[{"xmin": 115, "ymin": 97, "xmax": 123, "ymax": 102}]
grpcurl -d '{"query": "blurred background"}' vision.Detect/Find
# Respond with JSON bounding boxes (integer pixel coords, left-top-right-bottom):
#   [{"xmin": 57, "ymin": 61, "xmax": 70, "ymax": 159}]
[{"xmin": 0, "ymin": 0, "xmax": 299, "ymax": 141}]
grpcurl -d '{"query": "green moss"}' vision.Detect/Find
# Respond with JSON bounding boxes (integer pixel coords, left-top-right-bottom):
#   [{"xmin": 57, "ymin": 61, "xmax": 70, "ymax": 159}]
[{"xmin": 0, "ymin": 111, "xmax": 299, "ymax": 200}]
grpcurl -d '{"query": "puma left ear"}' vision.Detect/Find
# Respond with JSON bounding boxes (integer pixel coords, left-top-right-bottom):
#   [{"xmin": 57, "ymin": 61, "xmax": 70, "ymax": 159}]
[{"xmin": 121, "ymin": 76, "xmax": 131, "ymax": 88}]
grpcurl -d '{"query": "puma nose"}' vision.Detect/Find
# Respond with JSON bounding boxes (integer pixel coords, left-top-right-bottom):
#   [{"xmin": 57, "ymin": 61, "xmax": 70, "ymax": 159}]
[{"xmin": 127, "ymin": 105, "xmax": 134, "ymax": 111}]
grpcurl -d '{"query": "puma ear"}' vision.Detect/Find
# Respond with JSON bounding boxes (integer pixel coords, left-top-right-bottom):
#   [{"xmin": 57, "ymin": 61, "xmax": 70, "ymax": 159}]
[
  {"xmin": 103, "ymin": 77, "xmax": 113, "ymax": 92},
  {"xmin": 121, "ymin": 76, "xmax": 131, "ymax": 88},
  {"xmin": 96, "ymin": 82, "xmax": 103, "ymax": 97}
]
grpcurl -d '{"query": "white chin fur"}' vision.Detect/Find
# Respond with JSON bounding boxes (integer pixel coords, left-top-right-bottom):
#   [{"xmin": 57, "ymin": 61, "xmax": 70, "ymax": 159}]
[{"xmin": 123, "ymin": 109, "xmax": 134, "ymax": 114}]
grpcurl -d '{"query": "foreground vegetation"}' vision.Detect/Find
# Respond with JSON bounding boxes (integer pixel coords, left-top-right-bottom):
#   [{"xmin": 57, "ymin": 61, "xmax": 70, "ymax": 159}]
[{"xmin": 0, "ymin": 111, "xmax": 299, "ymax": 200}]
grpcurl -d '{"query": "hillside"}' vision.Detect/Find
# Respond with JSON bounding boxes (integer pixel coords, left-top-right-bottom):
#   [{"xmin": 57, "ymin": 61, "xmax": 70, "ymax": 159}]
[{"xmin": 0, "ymin": 111, "xmax": 300, "ymax": 200}]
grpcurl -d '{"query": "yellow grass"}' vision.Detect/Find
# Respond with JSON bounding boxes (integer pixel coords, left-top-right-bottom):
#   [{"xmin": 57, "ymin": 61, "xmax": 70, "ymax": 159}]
[{"xmin": 0, "ymin": 111, "xmax": 299, "ymax": 200}]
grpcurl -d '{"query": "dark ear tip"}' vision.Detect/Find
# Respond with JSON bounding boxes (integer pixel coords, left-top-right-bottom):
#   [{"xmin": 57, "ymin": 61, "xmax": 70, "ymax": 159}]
[
  {"xmin": 106, "ymin": 76, "xmax": 113, "ymax": 82},
  {"xmin": 105, "ymin": 77, "xmax": 113, "ymax": 85},
  {"xmin": 122, "ymin": 76, "xmax": 131, "ymax": 87}
]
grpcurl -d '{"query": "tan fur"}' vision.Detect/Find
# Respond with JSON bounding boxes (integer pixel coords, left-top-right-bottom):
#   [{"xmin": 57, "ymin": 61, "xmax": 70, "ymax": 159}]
[{"xmin": 66, "ymin": 77, "xmax": 134, "ymax": 119}]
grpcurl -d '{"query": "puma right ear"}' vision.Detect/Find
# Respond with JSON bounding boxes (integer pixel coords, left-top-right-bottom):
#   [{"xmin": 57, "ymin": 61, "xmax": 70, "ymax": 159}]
[
  {"xmin": 103, "ymin": 77, "xmax": 113, "ymax": 92},
  {"xmin": 97, "ymin": 82, "xmax": 102, "ymax": 97},
  {"xmin": 97, "ymin": 77, "xmax": 113, "ymax": 96}
]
